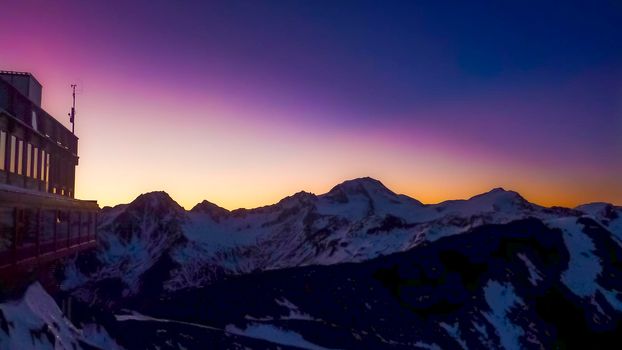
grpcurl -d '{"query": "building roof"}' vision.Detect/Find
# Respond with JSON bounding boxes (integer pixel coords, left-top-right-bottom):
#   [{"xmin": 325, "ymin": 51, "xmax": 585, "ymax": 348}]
[{"xmin": 0, "ymin": 70, "xmax": 42, "ymax": 86}]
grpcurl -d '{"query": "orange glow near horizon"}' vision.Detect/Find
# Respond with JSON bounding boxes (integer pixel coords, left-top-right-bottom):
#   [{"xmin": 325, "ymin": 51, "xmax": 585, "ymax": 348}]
[
  {"xmin": 37, "ymin": 70, "xmax": 619, "ymax": 211},
  {"xmin": 1, "ymin": 1, "xmax": 620, "ymax": 211},
  {"xmin": 59, "ymin": 80, "xmax": 619, "ymax": 211},
  {"xmin": 8, "ymin": 71, "xmax": 621, "ymax": 211},
  {"xmin": 71, "ymin": 95, "xmax": 620, "ymax": 210}
]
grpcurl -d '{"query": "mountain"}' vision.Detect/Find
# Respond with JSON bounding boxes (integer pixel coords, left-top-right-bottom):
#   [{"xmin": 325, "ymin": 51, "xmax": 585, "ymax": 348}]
[
  {"xmin": 78, "ymin": 217, "xmax": 622, "ymax": 349},
  {"xmin": 62, "ymin": 178, "xmax": 557, "ymax": 299},
  {"xmin": 62, "ymin": 178, "xmax": 617, "ymax": 301},
  {"xmin": 45, "ymin": 177, "xmax": 622, "ymax": 349}
]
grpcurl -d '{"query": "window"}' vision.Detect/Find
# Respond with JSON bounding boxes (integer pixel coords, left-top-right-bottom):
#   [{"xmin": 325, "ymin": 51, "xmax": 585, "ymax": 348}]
[
  {"xmin": 9, "ymin": 136, "xmax": 16, "ymax": 173},
  {"xmin": 81, "ymin": 212, "xmax": 90, "ymax": 240},
  {"xmin": 0, "ymin": 206, "xmax": 14, "ymax": 266},
  {"xmin": 33, "ymin": 147, "xmax": 38, "ymax": 179},
  {"xmin": 0, "ymin": 206, "xmax": 14, "ymax": 251},
  {"xmin": 17, "ymin": 139, "xmax": 23, "ymax": 175},
  {"xmin": 69, "ymin": 211, "xmax": 80, "ymax": 245},
  {"xmin": 40, "ymin": 150, "xmax": 45, "ymax": 181},
  {"xmin": 26, "ymin": 143, "xmax": 32, "ymax": 177},
  {"xmin": 56, "ymin": 211, "xmax": 69, "ymax": 244},
  {"xmin": 0, "ymin": 131, "xmax": 5, "ymax": 171},
  {"xmin": 19, "ymin": 209, "xmax": 38, "ymax": 249},
  {"xmin": 40, "ymin": 210, "xmax": 56, "ymax": 254},
  {"xmin": 45, "ymin": 153, "xmax": 50, "ymax": 189},
  {"xmin": 31, "ymin": 111, "xmax": 38, "ymax": 131}
]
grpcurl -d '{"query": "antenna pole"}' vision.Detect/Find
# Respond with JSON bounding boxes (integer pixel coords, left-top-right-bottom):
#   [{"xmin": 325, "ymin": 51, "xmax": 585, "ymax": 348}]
[{"xmin": 69, "ymin": 84, "xmax": 77, "ymax": 134}]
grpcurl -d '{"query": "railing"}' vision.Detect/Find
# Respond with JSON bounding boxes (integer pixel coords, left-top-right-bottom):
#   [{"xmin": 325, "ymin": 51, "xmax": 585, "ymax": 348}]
[{"xmin": 0, "ymin": 77, "xmax": 78, "ymax": 156}]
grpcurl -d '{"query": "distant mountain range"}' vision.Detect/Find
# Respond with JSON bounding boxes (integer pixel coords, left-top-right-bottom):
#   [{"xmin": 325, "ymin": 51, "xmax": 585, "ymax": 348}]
[{"xmin": 2, "ymin": 177, "xmax": 622, "ymax": 349}]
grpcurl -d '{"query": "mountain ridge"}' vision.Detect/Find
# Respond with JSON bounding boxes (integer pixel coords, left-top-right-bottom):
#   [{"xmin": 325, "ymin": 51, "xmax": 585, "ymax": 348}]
[
  {"xmin": 109, "ymin": 177, "xmax": 618, "ymax": 214},
  {"xmin": 63, "ymin": 176, "xmax": 622, "ymax": 300}
]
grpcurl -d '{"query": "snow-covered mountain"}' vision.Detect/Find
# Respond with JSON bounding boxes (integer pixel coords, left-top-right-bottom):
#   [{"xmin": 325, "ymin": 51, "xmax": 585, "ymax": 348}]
[
  {"xmin": 63, "ymin": 178, "xmax": 618, "ymax": 302},
  {"xmin": 108, "ymin": 217, "xmax": 622, "ymax": 349},
  {"xmin": 5, "ymin": 177, "xmax": 622, "ymax": 349}
]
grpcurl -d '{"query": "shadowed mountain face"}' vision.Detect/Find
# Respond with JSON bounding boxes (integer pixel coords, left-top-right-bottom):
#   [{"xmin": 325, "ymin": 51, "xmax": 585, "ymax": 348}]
[
  {"xmin": 72, "ymin": 218, "xmax": 622, "ymax": 350},
  {"xmin": 53, "ymin": 178, "xmax": 622, "ymax": 349}
]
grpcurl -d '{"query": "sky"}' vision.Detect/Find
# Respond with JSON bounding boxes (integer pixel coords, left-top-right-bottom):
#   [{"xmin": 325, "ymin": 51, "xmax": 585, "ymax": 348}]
[{"xmin": 0, "ymin": 0, "xmax": 620, "ymax": 209}]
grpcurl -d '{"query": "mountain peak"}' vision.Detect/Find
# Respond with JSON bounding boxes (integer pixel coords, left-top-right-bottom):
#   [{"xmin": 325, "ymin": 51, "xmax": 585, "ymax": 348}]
[
  {"xmin": 134, "ymin": 190, "xmax": 175, "ymax": 203},
  {"xmin": 128, "ymin": 191, "xmax": 184, "ymax": 212},
  {"xmin": 475, "ymin": 187, "xmax": 523, "ymax": 199},
  {"xmin": 275, "ymin": 191, "xmax": 318, "ymax": 209},
  {"xmin": 191, "ymin": 199, "xmax": 229, "ymax": 212},
  {"xmin": 328, "ymin": 177, "xmax": 394, "ymax": 196},
  {"xmin": 466, "ymin": 187, "xmax": 532, "ymax": 212},
  {"xmin": 489, "ymin": 187, "xmax": 508, "ymax": 193},
  {"xmin": 191, "ymin": 200, "xmax": 230, "ymax": 222}
]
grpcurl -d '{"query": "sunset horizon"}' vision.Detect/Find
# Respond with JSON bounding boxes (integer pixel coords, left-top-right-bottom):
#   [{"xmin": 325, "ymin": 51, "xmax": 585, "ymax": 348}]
[
  {"xmin": 94, "ymin": 175, "xmax": 620, "ymax": 212},
  {"xmin": 1, "ymin": 1, "xmax": 620, "ymax": 211}
]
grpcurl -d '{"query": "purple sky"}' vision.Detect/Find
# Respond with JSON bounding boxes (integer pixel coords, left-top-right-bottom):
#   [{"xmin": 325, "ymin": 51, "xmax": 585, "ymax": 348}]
[{"xmin": 1, "ymin": 0, "xmax": 621, "ymax": 208}]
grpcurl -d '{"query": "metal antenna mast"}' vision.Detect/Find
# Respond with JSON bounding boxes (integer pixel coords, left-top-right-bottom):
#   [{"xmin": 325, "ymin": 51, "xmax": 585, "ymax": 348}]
[{"xmin": 69, "ymin": 84, "xmax": 77, "ymax": 134}]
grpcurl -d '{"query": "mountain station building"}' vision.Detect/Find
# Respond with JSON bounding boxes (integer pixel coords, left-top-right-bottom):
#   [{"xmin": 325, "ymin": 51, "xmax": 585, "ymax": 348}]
[{"xmin": 0, "ymin": 70, "xmax": 99, "ymax": 280}]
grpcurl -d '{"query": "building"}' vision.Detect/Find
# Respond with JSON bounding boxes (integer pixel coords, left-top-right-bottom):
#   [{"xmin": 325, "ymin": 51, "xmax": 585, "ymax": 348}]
[{"xmin": 0, "ymin": 70, "xmax": 98, "ymax": 279}]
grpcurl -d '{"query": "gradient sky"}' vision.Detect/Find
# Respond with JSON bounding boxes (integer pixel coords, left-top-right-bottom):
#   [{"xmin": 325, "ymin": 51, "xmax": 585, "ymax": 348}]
[{"xmin": 1, "ymin": 0, "xmax": 621, "ymax": 209}]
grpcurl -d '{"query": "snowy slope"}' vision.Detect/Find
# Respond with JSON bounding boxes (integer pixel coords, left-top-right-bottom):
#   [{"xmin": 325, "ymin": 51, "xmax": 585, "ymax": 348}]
[
  {"xmin": 575, "ymin": 202, "xmax": 622, "ymax": 244},
  {"xmin": 100, "ymin": 218, "xmax": 622, "ymax": 349},
  {"xmin": 0, "ymin": 283, "xmax": 121, "ymax": 350},
  {"xmin": 63, "ymin": 178, "xmax": 621, "ymax": 302}
]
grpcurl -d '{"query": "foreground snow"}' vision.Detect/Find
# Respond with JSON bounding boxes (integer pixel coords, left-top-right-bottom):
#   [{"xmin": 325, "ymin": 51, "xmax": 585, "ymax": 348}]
[{"xmin": 0, "ymin": 283, "xmax": 120, "ymax": 350}]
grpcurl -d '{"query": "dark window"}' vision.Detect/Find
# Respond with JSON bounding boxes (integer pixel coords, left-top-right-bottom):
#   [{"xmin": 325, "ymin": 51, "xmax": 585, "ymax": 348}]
[
  {"xmin": 22, "ymin": 209, "xmax": 38, "ymax": 247},
  {"xmin": 14, "ymin": 209, "xmax": 38, "ymax": 261},
  {"xmin": 40, "ymin": 210, "xmax": 56, "ymax": 254},
  {"xmin": 0, "ymin": 207, "xmax": 14, "ymax": 260},
  {"xmin": 0, "ymin": 131, "xmax": 5, "ymax": 171},
  {"xmin": 81, "ymin": 212, "xmax": 90, "ymax": 241},
  {"xmin": 69, "ymin": 211, "xmax": 80, "ymax": 245},
  {"xmin": 56, "ymin": 211, "xmax": 69, "ymax": 246},
  {"xmin": 0, "ymin": 206, "xmax": 15, "ymax": 252}
]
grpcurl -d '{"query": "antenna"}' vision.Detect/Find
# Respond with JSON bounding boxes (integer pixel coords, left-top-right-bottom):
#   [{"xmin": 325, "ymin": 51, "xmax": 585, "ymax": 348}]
[{"xmin": 69, "ymin": 84, "xmax": 77, "ymax": 134}]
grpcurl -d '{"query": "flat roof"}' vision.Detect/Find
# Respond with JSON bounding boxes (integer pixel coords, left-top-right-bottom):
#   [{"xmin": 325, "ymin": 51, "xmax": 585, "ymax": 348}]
[{"xmin": 0, "ymin": 70, "xmax": 42, "ymax": 87}]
